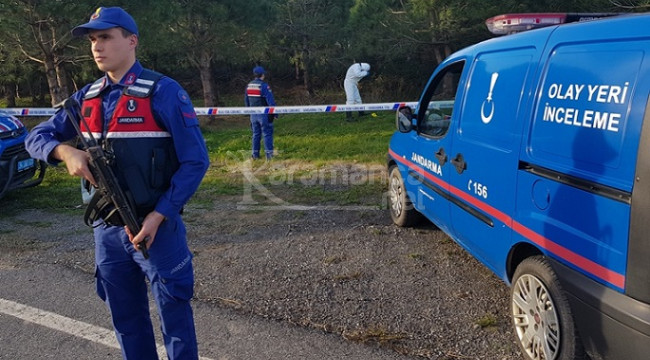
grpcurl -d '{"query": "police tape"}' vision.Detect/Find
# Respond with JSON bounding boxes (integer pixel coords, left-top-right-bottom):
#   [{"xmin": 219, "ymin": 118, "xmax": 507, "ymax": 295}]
[
  {"xmin": 1, "ymin": 102, "xmax": 426, "ymax": 117},
  {"xmin": 194, "ymin": 102, "xmax": 422, "ymax": 116}
]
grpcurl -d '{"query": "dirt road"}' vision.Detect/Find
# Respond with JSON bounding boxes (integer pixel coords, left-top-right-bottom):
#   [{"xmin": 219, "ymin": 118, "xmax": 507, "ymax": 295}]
[{"xmin": 1, "ymin": 188, "xmax": 521, "ymax": 359}]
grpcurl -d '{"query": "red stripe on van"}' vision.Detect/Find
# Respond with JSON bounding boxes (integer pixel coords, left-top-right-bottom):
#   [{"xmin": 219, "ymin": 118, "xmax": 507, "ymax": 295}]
[
  {"xmin": 512, "ymin": 221, "xmax": 625, "ymax": 289},
  {"xmin": 448, "ymin": 183, "xmax": 513, "ymax": 227},
  {"xmin": 389, "ymin": 149, "xmax": 448, "ymax": 189},
  {"xmin": 389, "ymin": 148, "xmax": 625, "ymax": 289}
]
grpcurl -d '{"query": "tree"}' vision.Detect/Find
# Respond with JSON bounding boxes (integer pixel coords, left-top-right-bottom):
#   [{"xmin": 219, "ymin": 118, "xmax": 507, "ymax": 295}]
[
  {"xmin": 607, "ymin": 0, "xmax": 650, "ymax": 9},
  {"xmin": 139, "ymin": 0, "xmax": 274, "ymax": 107},
  {"xmin": 343, "ymin": 0, "xmax": 497, "ymax": 99},
  {"xmin": 497, "ymin": 0, "xmax": 620, "ymax": 12},
  {"xmin": 2, "ymin": 0, "xmax": 644, "ymax": 108},
  {"xmin": 0, "ymin": 37, "xmax": 21, "ymax": 106},
  {"xmin": 271, "ymin": 0, "xmax": 353, "ymax": 96},
  {"xmin": 0, "ymin": 1, "xmax": 88, "ymax": 105},
  {"xmin": 403, "ymin": 0, "xmax": 498, "ymax": 64},
  {"xmin": 347, "ymin": 0, "xmax": 417, "ymax": 68}
]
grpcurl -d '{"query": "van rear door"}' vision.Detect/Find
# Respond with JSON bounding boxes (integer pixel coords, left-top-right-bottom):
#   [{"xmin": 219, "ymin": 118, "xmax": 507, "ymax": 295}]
[{"xmin": 518, "ymin": 17, "xmax": 650, "ymax": 293}]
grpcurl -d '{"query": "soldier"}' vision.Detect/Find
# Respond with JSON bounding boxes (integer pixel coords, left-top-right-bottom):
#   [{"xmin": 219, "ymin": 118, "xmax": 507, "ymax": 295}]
[
  {"xmin": 245, "ymin": 66, "xmax": 277, "ymax": 160},
  {"xmin": 25, "ymin": 7, "xmax": 209, "ymax": 360}
]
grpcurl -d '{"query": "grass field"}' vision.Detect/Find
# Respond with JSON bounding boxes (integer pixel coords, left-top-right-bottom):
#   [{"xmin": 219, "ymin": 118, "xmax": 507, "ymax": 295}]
[{"xmin": 1, "ymin": 111, "xmax": 397, "ymax": 214}]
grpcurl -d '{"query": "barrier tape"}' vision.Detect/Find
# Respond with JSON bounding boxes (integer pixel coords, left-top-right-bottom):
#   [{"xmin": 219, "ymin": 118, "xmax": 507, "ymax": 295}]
[
  {"xmin": 0, "ymin": 102, "xmax": 428, "ymax": 117},
  {"xmin": 196, "ymin": 102, "xmax": 421, "ymax": 116}
]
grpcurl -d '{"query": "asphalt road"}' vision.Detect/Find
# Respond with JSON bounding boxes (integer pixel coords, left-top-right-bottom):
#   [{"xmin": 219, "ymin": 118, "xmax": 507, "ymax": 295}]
[{"xmin": 0, "ymin": 262, "xmax": 413, "ymax": 360}]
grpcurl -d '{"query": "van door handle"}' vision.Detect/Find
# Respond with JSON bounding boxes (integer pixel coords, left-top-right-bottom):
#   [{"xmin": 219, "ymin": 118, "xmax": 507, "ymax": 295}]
[
  {"xmin": 451, "ymin": 153, "xmax": 466, "ymax": 174},
  {"xmin": 435, "ymin": 147, "xmax": 447, "ymax": 165}
]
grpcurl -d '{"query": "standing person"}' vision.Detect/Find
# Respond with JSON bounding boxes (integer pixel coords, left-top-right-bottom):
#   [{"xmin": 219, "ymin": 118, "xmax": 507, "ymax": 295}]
[
  {"xmin": 344, "ymin": 62, "xmax": 371, "ymax": 121},
  {"xmin": 245, "ymin": 66, "xmax": 277, "ymax": 160},
  {"xmin": 25, "ymin": 7, "xmax": 209, "ymax": 360}
]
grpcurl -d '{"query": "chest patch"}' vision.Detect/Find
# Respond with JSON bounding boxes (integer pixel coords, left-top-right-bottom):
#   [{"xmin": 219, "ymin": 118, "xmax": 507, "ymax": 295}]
[
  {"xmin": 126, "ymin": 99, "xmax": 138, "ymax": 112},
  {"xmin": 118, "ymin": 117, "xmax": 145, "ymax": 124}
]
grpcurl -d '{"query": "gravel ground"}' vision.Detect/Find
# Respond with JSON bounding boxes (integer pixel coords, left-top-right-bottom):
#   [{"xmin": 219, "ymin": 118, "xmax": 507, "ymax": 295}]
[{"xmin": 0, "ymin": 164, "xmax": 523, "ymax": 360}]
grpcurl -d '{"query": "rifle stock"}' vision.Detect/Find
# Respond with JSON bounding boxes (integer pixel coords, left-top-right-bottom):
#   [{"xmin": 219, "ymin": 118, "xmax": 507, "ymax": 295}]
[{"xmin": 56, "ymin": 98, "xmax": 150, "ymax": 259}]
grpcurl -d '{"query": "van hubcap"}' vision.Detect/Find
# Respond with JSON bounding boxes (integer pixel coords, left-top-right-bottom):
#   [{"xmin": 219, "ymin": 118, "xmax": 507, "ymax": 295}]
[
  {"xmin": 389, "ymin": 175, "xmax": 403, "ymax": 217},
  {"xmin": 512, "ymin": 274, "xmax": 560, "ymax": 360}
]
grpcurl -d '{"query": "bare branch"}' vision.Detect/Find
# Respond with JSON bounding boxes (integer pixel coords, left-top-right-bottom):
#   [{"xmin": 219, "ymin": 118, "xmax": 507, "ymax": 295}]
[
  {"xmin": 16, "ymin": 42, "xmax": 44, "ymax": 64},
  {"xmin": 609, "ymin": 0, "xmax": 650, "ymax": 9}
]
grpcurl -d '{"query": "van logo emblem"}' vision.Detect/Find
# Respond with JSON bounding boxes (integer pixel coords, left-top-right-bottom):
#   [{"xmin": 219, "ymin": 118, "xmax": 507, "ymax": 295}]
[{"xmin": 481, "ymin": 72, "xmax": 499, "ymax": 124}]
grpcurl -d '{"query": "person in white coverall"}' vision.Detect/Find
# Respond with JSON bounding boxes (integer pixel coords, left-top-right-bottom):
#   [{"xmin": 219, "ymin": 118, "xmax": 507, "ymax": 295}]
[{"xmin": 344, "ymin": 62, "xmax": 370, "ymax": 121}]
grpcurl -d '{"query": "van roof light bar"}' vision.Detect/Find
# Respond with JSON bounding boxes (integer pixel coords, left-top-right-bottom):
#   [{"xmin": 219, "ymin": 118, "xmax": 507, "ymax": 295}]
[{"xmin": 485, "ymin": 13, "xmax": 623, "ymax": 35}]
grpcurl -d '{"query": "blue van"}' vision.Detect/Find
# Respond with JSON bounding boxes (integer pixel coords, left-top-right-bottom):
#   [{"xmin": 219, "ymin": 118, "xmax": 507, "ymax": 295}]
[
  {"xmin": 387, "ymin": 13, "xmax": 650, "ymax": 360},
  {"xmin": 0, "ymin": 112, "xmax": 45, "ymax": 198}
]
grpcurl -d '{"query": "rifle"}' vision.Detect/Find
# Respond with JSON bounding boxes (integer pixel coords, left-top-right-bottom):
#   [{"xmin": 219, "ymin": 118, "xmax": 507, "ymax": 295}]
[{"xmin": 56, "ymin": 98, "xmax": 150, "ymax": 259}]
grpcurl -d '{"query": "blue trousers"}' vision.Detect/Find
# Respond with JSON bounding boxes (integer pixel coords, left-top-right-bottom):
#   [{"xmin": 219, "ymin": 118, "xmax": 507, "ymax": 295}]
[
  {"xmin": 94, "ymin": 214, "xmax": 198, "ymax": 360},
  {"xmin": 250, "ymin": 114, "xmax": 274, "ymax": 159}
]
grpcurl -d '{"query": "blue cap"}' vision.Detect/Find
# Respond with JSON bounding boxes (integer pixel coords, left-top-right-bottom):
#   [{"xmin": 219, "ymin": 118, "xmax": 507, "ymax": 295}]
[
  {"xmin": 253, "ymin": 66, "xmax": 265, "ymax": 76},
  {"xmin": 72, "ymin": 7, "xmax": 138, "ymax": 37}
]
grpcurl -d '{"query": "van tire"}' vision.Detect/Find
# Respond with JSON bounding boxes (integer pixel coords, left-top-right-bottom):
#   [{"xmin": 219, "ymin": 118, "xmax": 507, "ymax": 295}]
[
  {"xmin": 511, "ymin": 256, "xmax": 587, "ymax": 360},
  {"xmin": 388, "ymin": 166, "xmax": 423, "ymax": 227}
]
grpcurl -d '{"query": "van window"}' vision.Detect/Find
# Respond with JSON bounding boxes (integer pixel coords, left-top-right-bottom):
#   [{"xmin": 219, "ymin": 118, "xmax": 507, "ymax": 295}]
[{"xmin": 418, "ymin": 61, "xmax": 464, "ymax": 137}]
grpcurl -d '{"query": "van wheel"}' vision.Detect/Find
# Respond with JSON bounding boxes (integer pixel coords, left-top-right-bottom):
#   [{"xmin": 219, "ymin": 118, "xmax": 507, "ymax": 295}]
[
  {"xmin": 511, "ymin": 256, "xmax": 587, "ymax": 360},
  {"xmin": 388, "ymin": 166, "xmax": 422, "ymax": 227}
]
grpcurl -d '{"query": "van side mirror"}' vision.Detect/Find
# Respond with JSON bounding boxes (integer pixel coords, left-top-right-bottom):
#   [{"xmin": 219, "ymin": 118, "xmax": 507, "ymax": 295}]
[{"xmin": 396, "ymin": 106, "xmax": 415, "ymax": 133}]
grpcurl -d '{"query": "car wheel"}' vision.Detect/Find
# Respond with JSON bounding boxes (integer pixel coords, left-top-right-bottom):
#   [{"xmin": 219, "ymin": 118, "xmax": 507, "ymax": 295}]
[
  {"xmin": 388, "ymin": 165, "xmax": 422, "ymax": 227},
  {"xmin": 511, "ymin": 256, "xmax": 587, "ymax": 360}
]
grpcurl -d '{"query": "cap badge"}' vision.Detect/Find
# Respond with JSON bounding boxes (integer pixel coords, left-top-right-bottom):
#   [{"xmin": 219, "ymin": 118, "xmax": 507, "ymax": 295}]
[{"xmin": 91, "ymin": 8, "xmax": 102, "ymax": 20}]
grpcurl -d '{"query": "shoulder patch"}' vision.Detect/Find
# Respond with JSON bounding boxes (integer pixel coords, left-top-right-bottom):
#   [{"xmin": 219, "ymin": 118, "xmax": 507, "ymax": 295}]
[
  {"xmin": 178, "ymin": 90, "xmax": 191, "ymax": 105},
  {"xmin": 124, "ymin": 73, "xmax": 137, "ymax": 85}
]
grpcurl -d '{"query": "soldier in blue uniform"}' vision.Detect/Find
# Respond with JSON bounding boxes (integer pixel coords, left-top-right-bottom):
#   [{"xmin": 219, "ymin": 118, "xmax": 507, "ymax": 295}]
[
  {"xmin": 244, "ymin": 66, "xmax": 277, "ymax": 160},
  {"xmin": 25, "ymin": 7, "xmax": 209, "ymax": 360}
]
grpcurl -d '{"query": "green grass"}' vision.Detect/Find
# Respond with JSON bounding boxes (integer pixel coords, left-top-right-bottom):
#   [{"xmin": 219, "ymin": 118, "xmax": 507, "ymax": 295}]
[
  {"xmin": 0, "ymin": 97, "xmax": 49, "ymax": 108},
  {"xmin": 476, "ymin": 313, "xmax": 498, "ymax": 328},
  {"xmin": 206, "ymin": 112, "xmax": 395, "ymax": 163},
  {"xmin": 2, "ymin": 111, "xmax": 396, "ymax": 213},
  {"xmin": 1, "ymin": 165, "xmax": 80, "ymax": 215}
]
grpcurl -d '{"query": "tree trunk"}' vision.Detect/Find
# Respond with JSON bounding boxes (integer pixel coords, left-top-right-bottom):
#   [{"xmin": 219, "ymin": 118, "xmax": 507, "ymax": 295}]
[
  {"xmin": 55, "ymin": 59, "xmax": 71, "ymax": 102},
  {"xmin": 444, "ymin": 44, "xmax": 452, "ymax": 59},
  {"xmin": 294, "ymin": 50, "xmax": 301, "ymax": 82},
  {"xmin": 42, "ymin": 50, "xmax": 66, "ymax": 106},
  {"xmin": 301, "ymin": 36, "xmax": 314, "ymax": 96},
  {"xmin": 4, "ymin": 84, "xmax": 16, "ymax": 108},
  {"xmin": 433, "ymin": 45, "xmax": 445, "ymax": 65},
  {"xmin": 198, "ymin": 50, "xmax": 217, "ymax": 107}
]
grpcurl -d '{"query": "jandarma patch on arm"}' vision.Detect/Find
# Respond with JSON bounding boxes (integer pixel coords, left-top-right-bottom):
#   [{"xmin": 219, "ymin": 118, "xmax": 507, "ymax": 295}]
[{"xmin": 177, "ymin": 90, "xmax": 191, "ymax": 105}]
